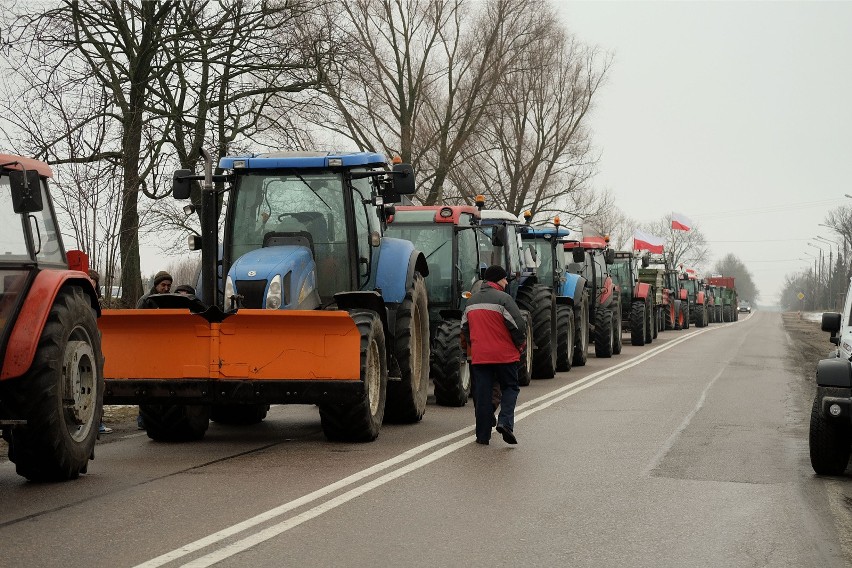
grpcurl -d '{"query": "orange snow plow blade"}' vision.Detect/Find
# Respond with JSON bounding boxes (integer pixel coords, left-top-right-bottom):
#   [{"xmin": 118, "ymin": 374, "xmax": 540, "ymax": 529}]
[{"xmin": 99, "ymin": 309, "xmax": 361, "ymax": 381}]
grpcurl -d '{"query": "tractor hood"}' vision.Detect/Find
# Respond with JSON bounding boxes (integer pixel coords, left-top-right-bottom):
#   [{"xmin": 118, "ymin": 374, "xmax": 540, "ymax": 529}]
[{"xmin": 228, "ymin": 244, "xmax": 320, "ymax": 310}]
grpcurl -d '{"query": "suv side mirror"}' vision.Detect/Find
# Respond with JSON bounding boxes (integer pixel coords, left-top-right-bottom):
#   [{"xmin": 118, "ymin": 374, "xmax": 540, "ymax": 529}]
[
  {"xmin": 173, "ymin": 169, "xmax": 193, "ymax": 200},
  {"xmin": 9, "ymin": 170, "xmax": 43, "ymax": 213},
  {"xmin": 822, "ymin": 312, "xmax": 842, "ymax": 334}
]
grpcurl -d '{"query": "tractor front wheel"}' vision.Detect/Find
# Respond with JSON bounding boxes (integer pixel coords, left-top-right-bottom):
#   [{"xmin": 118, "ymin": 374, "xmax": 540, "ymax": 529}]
[
  {"xmin": 594, "ymin": 306, "xmax": 614, "ymax": 358},
  {"xmin": 518, "ymin": 310, "xmax": 533, "ymax": 386},
  {"xmin": 319, "ymin": 310, "xmax": 388, "ymax": 442},
  {"xmin": 630, "ymin": 301, "xmax": 646, "ymax": 346},
  {"xmin": 573, "ymin": 294, "xmax": 590, "ymax": 367},
  {"xmin": 517, "ymin": 284, "xmax": 556, "ymax": 379},
  {"xmin": 431, "ymin": 319, "xmax": 470, "ymax": 407},
  {"xmin": 612, "ymin": 303, "xmax": 623, "ymax": 355},
  {"xmin": 385, "ymin": 273, "xmax": 430, "ymax": 423},
  {"xmin": 555, "ymin": 305, "xmax": 575, "ymax": 372},
  {"xmin": 6, "ymin": 286, "xmax": 103, "ymax": 481}
]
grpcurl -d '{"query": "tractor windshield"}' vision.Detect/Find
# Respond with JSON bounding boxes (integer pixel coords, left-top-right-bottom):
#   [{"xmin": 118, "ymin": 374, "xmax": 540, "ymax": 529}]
[
  {"xmin": 385, "ymin": 224, "xmax": 454, "ymax": 305},
  {"xmin": 229, "ymin": 172, "xmax": 350, "ymax": 298},
  {"xmin": 609, "ymin": 259, "xmax": 631, "ymax": 289},
  {"xmin": 521, "ymin": 238, "xmax": 554, "ymax": 287},
  {"xmin": 681, "ymin": 279, "xmax": 698, "ymax": 296}
]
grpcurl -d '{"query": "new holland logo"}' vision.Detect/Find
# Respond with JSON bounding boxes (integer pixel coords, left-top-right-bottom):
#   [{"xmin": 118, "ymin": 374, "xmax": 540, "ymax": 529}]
[{"xmin": 247, "ymin": 270, "xmax": 256, "ymax": 277}]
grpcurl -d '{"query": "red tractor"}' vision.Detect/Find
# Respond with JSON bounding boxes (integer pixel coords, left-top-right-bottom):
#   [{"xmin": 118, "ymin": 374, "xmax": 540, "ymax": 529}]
[{"xmin": 0, "ymin": 155, "xmax": 103, "ymax": 481}]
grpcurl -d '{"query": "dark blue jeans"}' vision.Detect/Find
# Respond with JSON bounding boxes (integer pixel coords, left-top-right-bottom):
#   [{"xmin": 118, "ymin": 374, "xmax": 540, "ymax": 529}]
[{"xmin": 472, "ymin": 363, "xmax": 520, "ymax": 441}]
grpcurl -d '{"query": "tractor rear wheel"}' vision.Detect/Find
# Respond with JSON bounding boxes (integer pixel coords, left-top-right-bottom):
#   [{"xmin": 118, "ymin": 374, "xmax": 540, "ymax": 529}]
[
  {"xmin": 516, "ymin": 284, "xmax": 556, "ymax": 379},
  {"xmin": 518, "ymin": 310, "xmax": 533, "ymax": 386},
  {"xmin": 555, "ymin": 305, "xmax": 575, "ymax": 372},
  {"xmin": 6, "ymin": 286, "xmax": 103, "ymax": 481},
  {"xmin": 141, "ymin": 404, "xmax": 210, "ymax": 442},
  {"xmin": 320, "ymin": 310, "xmax": 387, "ymax": 441},
  {"xmin": 682, "ymin": 302, "xmax": 690, "ymax": 330},
  {"xmin": 431, "ymin": 319, "xmax": 470, "ymax": 407},
  {"xmin": 612, "ymin": 304, "xmax": 623, "ymax": 355},
  {"xmin": 630, "ymin": 301, "xmax": 646, "ymax": 346},
  {"xmin": 572, "ymin": 294, "xmax": 590, "ymax": 367},
  {"xmin": 210, "ymin": 404, "xmax": 269, "ymax": 425},
  {"xmin": 385, "ymin": 273, "xmax": 430, "ymax": 423},
  {"xmin": 723, "ymin": 305, "xmax": 732, "ymax": 322},
  {"xmin": 664, "ymin": 303, "xmax": 674, "ymax": 330},
  {"xmin": 809, "ymin": 393, "xmax": 852, "ymax": 475},
  {"xmin": 594, "ymin": 306, "xmax": 614, "ymax": 358}
]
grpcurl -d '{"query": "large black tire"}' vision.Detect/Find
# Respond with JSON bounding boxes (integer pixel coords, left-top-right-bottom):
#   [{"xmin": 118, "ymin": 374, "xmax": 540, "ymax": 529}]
[
  {"xmin": 385, "ymin": 272, "xmax": 430, "ymax": 423},
  {"xmin": 516, "ymin": 284, "xmax": 556, "ymax": 379},
  {"xmin": 682, "ymin": 301, "xmax": 690, "ymax": 330},
  {"xmin": 630, "ymin": 301, "xmax": 646, "ymax": 346},
  {"xmin": 518, "ymin": 310, "xmax": 533, "ymax": 386},
  {"xmin": 431, "ymin": 319, "xmax": 470, "ymax": 407},
  {"xmin": 809, "ymin": 393, "xmax": 852, "ymax": 475},
  {"xmin": 696, "ymin": 304, "xmax": 707, "ymax": 328},
  {"xmin": 664, "ymin": 302, "xmax": 674, "ymax": 331},
  {"xmin": 210, "ymin": 404, "xmax": 269, "ymax": 425},
  {"xmin": 555, "ymin": 305, "xmax": 575, "ymax": 372},
  {"xmin": 652, "ymin": 304, "xmax": 660, "ymax": 338},
  {"xmin": 5, "ymin": 286, "xmax": 103, "ymax": 481},
  {"xmin": 572, "ymin": 293, "xmax": 590, "ymax": 367},
  {"xmin": 319, "ymin": 310, "xmax": 388, "ymax": 442},
  {"xmin": 594, "ymin": 306, "xmax": 614, "ymax": 358},
  {"xmin": 612, "ymin": 303, "xmax": 623, "ymax": 355},
  {"xmin": 723, "ymin": 305, "xmax": 732, "ymax": 323},
  {"xmin": 141, "ymin": 404, "xmax": 210, "ymax": 442},
  {"xmin": 674, "ymin": 300, "xmax": 683, "ymax": 331}
]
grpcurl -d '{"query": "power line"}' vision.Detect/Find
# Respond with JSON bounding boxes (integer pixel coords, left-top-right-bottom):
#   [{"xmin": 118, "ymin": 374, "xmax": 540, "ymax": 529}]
[
  {"xmin": 695, "ymin": 198, "xmax": 843, "ymax": 220},
  {"xmin": 706, "ymin": 238, "xmax": 809, "ymax": 243}
]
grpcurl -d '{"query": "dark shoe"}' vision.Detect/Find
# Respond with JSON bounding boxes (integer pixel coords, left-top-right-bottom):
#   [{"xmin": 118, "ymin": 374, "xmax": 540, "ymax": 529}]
[
  {"xmin": 475, "ymin": 438, "xmax": 489, "ymax": 445},
  {"xmin": 496, "ymin": 424, "xmax": 517, "ymax": 445}
]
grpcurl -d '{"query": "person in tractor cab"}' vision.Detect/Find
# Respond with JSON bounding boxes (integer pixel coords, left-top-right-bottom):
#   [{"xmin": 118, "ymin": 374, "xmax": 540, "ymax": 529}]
[
  {"xmin": 462, "ymin": 265, "xmax": 526, "ymax": 445},
  {"xmin": 136, "ymin": 271, "xmax": 173, "ymax": 308}
]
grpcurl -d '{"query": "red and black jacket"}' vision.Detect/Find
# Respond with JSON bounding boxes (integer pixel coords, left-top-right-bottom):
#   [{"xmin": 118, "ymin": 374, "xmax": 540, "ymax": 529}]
[{"xmin": 461, "ymin": 282, "xmax": 526, "ymax": 364}]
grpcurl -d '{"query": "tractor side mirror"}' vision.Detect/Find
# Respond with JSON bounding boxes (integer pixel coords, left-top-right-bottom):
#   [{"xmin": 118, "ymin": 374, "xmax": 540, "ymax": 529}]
[
  {"xmin": 572, "ymin": 247, "xmax": 585, "ymax": 263},
  {"xmin": 641, "ymin": 255, "xmax": 650, "ymax": 268},
  {"xmin": 604, "ymin": 249, "xmax": 615, "ymax": 265},
  {"xmin": 391, "ymin": 163, "xmax": 415, "ymax": 196},
  {"xmin": 9, "ymin": 170, "xmax": 43, "ymax": 213},
  {"xmin": 173, "ymin": 169, "xmax": 193, "ymax": 200}
]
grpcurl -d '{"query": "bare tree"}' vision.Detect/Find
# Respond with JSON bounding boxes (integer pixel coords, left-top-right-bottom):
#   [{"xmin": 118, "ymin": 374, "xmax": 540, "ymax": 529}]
[
  {"xmin": 714, "ymin": 253, "xmax": 759, "ymax": 302},
  {"xmin": 446, "ymin": 9, "xmax": 610, "ymax": 217},
  {"xmin": 581, "ymin": 192, "xmax": 636, "ymax": 250},
  {"xmin": 641, "ymin": 215, "xmax": 709, "ymax": 270}
]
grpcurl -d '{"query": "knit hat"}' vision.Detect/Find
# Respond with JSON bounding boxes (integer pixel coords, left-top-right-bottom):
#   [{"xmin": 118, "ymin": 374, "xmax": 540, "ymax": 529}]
[
  {"xmin": 174, "ymin": 284, "xmax": 196, "ymax": 295},
  {"xmin": 483, "ymin": 265, "xmax": 507, "ymax": 283},
  {"xmin": 153, "ymin": 271, "xmax": 173, "ymax": 286}
]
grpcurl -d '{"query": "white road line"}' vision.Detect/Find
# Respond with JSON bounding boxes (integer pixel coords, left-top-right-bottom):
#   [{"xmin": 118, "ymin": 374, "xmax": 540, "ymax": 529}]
[{"xmin": 137, "ymin": 324, "xmax": 726, "ymax": 568}]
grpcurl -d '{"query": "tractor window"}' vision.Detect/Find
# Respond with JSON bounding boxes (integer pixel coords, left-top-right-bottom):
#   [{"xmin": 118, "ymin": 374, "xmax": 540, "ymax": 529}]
[
  {"xmin": 457, "ymin": 228, "xmax": 479, "ymax": 293},
  {"xmin": 31, "ymin": 180, "xmax": 64, "ymax": 265},
  {"xmin": 385, "ymin": 224, "xmax": 452, "ymax": 305},
  {"xmin": 230, "ymin": 172, "xmax": 351, "ymax": 300},
  {"xmin": 350, "ymin": 180, "xmax": 373, "ymax": 287},
  {"xmin": 0, "ymin": 185, "xmax": 28, "ymax": 259},
  {"xmin": 507, "ymin": 226, "xmax": 521, "ymax": 276},
  {"xmin": 609, "ymin": 260, "xmax": 630, "ymax": 289},
  {"xmin": 524, "ymin": 238, "xmax": 553, "ymax": 287},
  {"xmin": 0, "ymin": 268, "xmax": 29, "ymax": 345}
]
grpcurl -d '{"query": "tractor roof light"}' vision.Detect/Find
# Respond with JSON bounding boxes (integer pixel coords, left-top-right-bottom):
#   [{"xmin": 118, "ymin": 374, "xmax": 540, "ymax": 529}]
[
  {"xmin": 554, "ymin": 216, "xmax": 560, "ymax": 227},
  {"xmin": 391, "ymin": 155, "xmax": 402, "ymax": 164},
  {"xmin": 232, "ymin": 159, "xmax": 247, "ymax": 168},
  {"xmin": 328, "ymin": 158, "xmax": 343, "ymax": 167},
  {"xmin": 523, "ymin": 210, "xmax": 532, "ymax": 224},
  {"xmin": 440, "ymin": 207, "xmax": 453, "ymax": 218},
  {"xmin": 475, "ymin": 194, "xmax": 485, "ymax": 210}
]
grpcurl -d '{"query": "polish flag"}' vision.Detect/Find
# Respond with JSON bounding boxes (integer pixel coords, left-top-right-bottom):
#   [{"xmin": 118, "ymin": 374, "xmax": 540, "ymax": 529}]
[
  {"xmin": 633, "ymin": 229, "xmax": 665, "ymax": 254},
  {"xmin": 671, "ymin": 212, "xmax": 693, "ymax": 231}
]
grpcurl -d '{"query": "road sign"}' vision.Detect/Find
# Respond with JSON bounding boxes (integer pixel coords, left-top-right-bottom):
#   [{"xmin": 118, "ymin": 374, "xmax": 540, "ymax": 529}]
[{"xmin": 797, "ymin": 292, "xmax": 805, "ymax": 301}]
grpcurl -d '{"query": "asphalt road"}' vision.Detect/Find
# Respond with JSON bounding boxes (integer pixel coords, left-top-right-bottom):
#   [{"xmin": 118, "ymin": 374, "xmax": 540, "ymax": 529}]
[{"xmin": 1, "ymin": 311, "xmax": 850, "ymax": 568}]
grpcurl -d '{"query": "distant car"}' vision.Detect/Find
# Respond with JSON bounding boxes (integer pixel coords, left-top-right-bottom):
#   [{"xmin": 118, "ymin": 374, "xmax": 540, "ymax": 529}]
[{"xmin": 738, "ymin": 301, "xmax": 751, "ymax": 313}]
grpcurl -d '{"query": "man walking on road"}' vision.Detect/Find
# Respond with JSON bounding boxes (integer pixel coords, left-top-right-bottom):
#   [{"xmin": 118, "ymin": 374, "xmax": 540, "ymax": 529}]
[{"xmin": 462, "ymin": 265, "xmax": 526, "ymax": 445}]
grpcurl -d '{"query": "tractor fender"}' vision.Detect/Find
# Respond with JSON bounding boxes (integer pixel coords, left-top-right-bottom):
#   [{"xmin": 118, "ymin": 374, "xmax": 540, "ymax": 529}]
[
  {"xmin": 375, "ymin": 237, "xmax": 428, "ymax": 304},
  {"xmin": 558, "ymin": 273, "xmax": 586, "ymax": 305},
  {"xmin": 1, "ymin": 269, "xmax": 100, "ymax": 381},
  {"xmin": 696, "ymin": 291, "xmax": 705, "ymax": 305},
  {"xmin": 679, "ymin": 289, "xmax": 688, "ymax": 301},
  {"xmin": 634, "ymin": 282, "xmax": 651, "ymax": 301},
  {"xmin": 816, "ymin": 357, "xmax": 852, "ymax": 388},
  {"xmin": 334, "ymin": 290, "xmax": 390, "ymax": 335},
  {"xmin": 599, "ymin": 276, "xmax": 614, "ymax": 307}
]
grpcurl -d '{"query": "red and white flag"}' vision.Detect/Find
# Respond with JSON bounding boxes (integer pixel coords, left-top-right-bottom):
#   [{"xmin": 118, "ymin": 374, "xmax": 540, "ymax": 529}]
[
  {"xmin": 633, "ymin": 229, "xmax": 665, "ymax": 254},
  {"xmin": 671, "ymin": 212, "xmax": 693, "ymax": 231}
]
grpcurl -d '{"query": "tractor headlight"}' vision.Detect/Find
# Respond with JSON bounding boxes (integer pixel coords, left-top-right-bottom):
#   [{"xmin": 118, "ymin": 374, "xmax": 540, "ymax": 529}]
[
  {"xmin": 266, "ymin": 274, "xmax": 282, "ymax": 310},
  {"xmin": 224, "ymin": 276, "xmax": 235, "ymax": 308},
  {"xmin": 298, "ymin": 273, "xmax": 316, "ymax": 305}
]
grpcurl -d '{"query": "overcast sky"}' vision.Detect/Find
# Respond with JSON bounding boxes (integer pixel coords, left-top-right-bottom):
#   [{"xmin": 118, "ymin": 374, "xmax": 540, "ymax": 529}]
[{"xmin": 555, "ymin": 1, "xmax": 852, "ymax": 305}]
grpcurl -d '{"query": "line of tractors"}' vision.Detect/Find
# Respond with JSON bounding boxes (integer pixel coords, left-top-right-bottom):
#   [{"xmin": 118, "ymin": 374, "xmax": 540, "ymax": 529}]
[{"xmin": 0, "ymin": 152, "xmax": 741, "ymax": 482}]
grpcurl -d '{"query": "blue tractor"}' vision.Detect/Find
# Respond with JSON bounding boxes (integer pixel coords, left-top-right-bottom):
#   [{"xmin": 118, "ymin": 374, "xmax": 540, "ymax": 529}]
[
  {"xmin": 517, "ymin": 217, "xmax": 589, "ymax": 372},
  {"xmin": 104, "ymin": 150, "xmax": 431, "ymax": 443}
]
